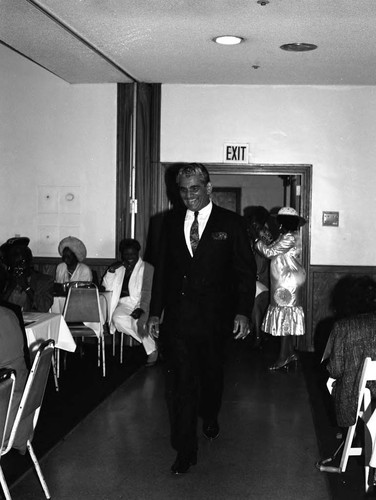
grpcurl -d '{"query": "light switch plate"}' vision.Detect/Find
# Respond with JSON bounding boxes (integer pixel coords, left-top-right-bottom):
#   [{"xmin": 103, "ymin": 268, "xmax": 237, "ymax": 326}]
[{"xmin": 322, "ymin": 211, "xmax": 339, "ymax": 226}]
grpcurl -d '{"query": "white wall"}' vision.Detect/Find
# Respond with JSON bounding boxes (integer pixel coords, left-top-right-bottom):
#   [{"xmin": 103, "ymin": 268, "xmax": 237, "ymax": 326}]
[
  {"xmin": 161, "ymin": 85, "xmax": 376, "ymax": 266},
  {"xmin": 2, "ymin": 46, "xmax": 376, "ymax": 266},
  {"xmin": 0, "ymin": 44, "xmax": 117, "ymax": 258}
]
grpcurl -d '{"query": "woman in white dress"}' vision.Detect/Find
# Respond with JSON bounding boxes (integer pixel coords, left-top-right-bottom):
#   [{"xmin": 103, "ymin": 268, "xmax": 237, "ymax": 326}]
[
  {"xmin": 255, "ymin": 207, "xmax": 306, "ymax": 370},
  {"xmin": 55, "ymin": 236, "xmax": 92, "ymax": 284}
]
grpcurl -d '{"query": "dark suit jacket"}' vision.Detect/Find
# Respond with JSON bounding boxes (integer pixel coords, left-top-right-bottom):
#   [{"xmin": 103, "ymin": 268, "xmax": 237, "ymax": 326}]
[
  {"xmin": 150, "ymin": 204, "xmax": 256, "ymax": 338},
  {"xmin": 29, "ymin": 270, "xmax": 54, "ymax": 312},
  {"xmin": 3, "ymin": 269, "xmax": 54, "ymax": 313},
  {"xmin": 327, "ymin": 312, "xmax": 376, "ymax": 427}
]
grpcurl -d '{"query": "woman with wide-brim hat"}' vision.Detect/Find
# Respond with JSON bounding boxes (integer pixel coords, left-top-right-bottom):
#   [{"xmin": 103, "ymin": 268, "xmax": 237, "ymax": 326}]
[
  {"xmin": 254, "ymin": 207, "xmax": 306, "ymax": 370},
  {"xmin": 55, "ymin": 236, "xmax": 92, "ymax": 284}
]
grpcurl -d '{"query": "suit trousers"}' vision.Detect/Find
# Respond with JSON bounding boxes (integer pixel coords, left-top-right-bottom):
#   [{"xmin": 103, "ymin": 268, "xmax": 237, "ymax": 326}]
[{"xmin": 162, "ymin": 330, "xmax": 226, "ymax": 458}]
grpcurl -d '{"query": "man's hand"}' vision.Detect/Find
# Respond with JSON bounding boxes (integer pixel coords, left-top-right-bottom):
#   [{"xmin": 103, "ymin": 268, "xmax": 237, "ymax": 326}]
[
  {"xmin": 130, "ymin": 308, "xmax": 144, "ymax": 320},
  {"xmin": 147, "ymin": 316, "xmax": 160, "ymax": 339},
  {"xmin": 11, "ymin": 272, "xmax": 29, "ymax": 292},
  {"xmin": 233, "ymin": 314, "xmax": 250, "ymax": 340},
  {"xmin": 108, "ymin": 261, "xmax": 123, "ymax": 273}
]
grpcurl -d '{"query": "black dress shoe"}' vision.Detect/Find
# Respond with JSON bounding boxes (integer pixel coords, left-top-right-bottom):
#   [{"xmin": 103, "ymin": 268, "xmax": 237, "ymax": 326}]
[
  {"xmin": 170, "ymin": 452, "xmax": 197, "ymax": 474},
  {"xmin": 203, "ymin": 420, "xmax": 220, "ymax": 440}
]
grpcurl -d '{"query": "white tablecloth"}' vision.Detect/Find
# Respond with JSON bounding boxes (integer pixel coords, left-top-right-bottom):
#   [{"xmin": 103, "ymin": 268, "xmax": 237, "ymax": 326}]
[
  {"xmin": 51, "ymin": 291, "xmax": 112, "ymax": 338},
  {"xmin": 23, "ymin": 312, "xmax": 76, "ymax": 355}
]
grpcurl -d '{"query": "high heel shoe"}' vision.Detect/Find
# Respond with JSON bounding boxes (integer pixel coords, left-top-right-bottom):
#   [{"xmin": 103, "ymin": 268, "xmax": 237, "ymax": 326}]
[{"xmin": 268, "ymin": 353, "xmax": 298, "ymax": 371}]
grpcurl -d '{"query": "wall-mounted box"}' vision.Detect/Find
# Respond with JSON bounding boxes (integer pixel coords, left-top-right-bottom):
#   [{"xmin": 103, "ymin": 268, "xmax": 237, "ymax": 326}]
[{"xmin": 322, "ymin": 211, "xmax": 339, "ymax": 227}]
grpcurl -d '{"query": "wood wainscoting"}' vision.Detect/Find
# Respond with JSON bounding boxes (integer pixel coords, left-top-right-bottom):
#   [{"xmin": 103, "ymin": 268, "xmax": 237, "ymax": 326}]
[
  {"xmin": 307, "ymin": 265, "xmax": 376, "ymax": 354},
  {"xmin": 32, "ymin": 257, "xmax": 114, "ymax": 287},
  {"xmin": 33, "ymin": 258, "xmax": 376, "ymax": 353}
]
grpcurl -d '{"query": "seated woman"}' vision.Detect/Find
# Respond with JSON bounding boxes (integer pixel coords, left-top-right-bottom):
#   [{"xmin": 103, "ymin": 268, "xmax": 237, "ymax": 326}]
[
  {"xmin": 326, "ymin": 275, "xmax": 376, "ymax": 429},
  {"xmin": 0, "ymin": 305, "xmax": 29, "ymax": 451},
  {"xmin": 1, "ymin": 237, "xmax": 53, "ymax": 312},
  {"xmin": 56, "ymin": 236, "xmax": 92, "ymax": 284},
  {"xmin": 102, "ymin": 238, "xmax": 157, "ymax": 366}
]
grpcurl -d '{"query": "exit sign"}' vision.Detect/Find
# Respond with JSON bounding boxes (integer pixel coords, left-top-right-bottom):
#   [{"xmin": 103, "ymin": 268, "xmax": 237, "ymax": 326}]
[{"xmin": 224, "ymin": 143, "xmax": 249, "ymax": 163}]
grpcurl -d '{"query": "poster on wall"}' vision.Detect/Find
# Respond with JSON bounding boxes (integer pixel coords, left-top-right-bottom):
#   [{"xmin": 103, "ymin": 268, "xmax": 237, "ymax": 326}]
[
  {"xmin": 38, "ymin": 186, "xmax": 59, "ymax": 213},
  {"xmin": 59, "ymin": 187, "xmax": 80, "ymax": 214},
  {"xmin": 37, "ymin": 225, "xmax": 59, "ymax": 255},
  {"xmin": 37, "ymin": 185, "xmax": 81, "ymax": 255}
]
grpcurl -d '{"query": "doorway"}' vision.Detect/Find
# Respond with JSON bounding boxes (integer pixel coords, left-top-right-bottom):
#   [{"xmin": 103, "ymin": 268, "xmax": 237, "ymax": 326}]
[{"xmin": 153, "ymin": 163, "xmax": 312, "ymax": 350}]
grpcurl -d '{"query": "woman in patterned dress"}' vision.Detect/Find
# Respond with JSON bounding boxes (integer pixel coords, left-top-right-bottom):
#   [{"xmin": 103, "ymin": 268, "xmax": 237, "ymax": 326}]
[{"xmin": 255, "ymin": 207, "xmax": 306, "ymax": 370}]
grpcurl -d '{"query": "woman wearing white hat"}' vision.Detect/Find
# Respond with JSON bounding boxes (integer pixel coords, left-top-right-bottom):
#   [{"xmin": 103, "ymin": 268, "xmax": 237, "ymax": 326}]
[
  {"xmin": 55, "ymin": 236, "xmax": 92, "ymax": 284},
  {"xmin": 255, "ymin": 207, "xmax": 306, "ymax": 370}
]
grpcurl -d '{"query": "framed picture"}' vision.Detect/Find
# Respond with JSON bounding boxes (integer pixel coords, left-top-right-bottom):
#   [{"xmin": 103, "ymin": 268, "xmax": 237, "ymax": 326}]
[{"xmin": 212, "ymin": 187, "xmax": 241, "ymax": 214}]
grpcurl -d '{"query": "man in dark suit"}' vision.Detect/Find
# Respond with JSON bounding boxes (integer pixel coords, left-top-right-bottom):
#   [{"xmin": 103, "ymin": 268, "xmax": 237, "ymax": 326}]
[{"xmin": 148, "ymin": 163, "xmax": 256, "ymax": 474}]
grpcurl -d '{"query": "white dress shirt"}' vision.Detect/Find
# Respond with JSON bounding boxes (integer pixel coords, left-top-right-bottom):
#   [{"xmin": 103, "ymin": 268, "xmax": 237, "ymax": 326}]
[{"xmin": 184, "ymin": 201, "xmax": 213, "ymax": 256}]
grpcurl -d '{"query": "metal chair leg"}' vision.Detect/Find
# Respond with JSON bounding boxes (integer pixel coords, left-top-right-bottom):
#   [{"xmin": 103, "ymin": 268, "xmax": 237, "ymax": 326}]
[
  {"xmin": 51, "ymin": 352, "xmax": 59, "ymax": 392},
  {"xmin": 27, "ymin": 441, "xmax": 51, "ymax": 499},
  {"xmin": 0, "ymin": 466, "xmax": 12, "ymax": 500},
  {"xmin": 56, "ymin": 348, "xmax": 60, "ymax": 379},
  {"xmin": 120, "ymin": 333, "xmax": 124, "ymax": 364},
  {"xmin": 112, "ymin": 331, "xmax": 116, "ymax": 356},
  {"xmin": 101, "ymin": 335, "xmax": 106, "ymax": 377}
]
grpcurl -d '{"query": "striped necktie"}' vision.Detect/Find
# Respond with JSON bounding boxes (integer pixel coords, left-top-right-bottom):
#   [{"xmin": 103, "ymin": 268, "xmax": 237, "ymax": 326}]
[{"xmin": 190, "ymin": 211, "xmax": 199, "ymax": 254}]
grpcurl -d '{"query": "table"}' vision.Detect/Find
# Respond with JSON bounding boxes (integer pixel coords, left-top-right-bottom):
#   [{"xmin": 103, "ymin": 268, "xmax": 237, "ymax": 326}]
[{"xmin": 23, "ymin": 311, "xmax": 76, "ymax": 356}]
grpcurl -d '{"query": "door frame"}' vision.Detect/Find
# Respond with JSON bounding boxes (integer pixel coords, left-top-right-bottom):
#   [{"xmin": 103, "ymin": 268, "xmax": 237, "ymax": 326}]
[{"xmin": 153, "ymin": 162, "xmax": 313, "ymax": 350}]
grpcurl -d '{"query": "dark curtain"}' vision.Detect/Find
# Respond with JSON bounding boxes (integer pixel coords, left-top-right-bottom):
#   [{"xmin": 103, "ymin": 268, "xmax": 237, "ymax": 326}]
[
  {"xmin": 116, "ymin": 83, "xmax": 161, "ymax": 259},
  {"xmin": 135, "ymin": 84, "xmax": 161, "ymax": 252},
  {"xmin": 116, "ymin": 84, "xmax": 132, "ymax": 257}
]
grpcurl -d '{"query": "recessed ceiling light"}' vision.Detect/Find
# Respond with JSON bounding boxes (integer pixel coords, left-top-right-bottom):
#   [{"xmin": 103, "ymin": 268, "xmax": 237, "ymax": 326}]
[
  {"xmin": 280, "ymin": 43, "xmax": 317, "ymax": 52},
  {"xmin": 213, "ymin": 36, "xmax": 244, "ymax": 45}
]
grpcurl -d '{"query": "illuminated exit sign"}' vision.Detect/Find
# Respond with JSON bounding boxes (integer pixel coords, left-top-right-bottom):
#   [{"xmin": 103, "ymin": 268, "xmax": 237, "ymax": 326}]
[{"xmin": 223, "ymin": 143, "xmax": 249, "ymax": 163}]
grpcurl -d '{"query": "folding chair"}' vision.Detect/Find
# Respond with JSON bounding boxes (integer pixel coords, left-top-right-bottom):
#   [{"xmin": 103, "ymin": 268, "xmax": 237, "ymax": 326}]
[
  {"xmin": 317, "ymin": 357, "xmax": 376, "ymax": 492},
  {"xmin": 1, "ymin": 339, "xmax": 55, "ymax": 500},
  {"xmin": 0, "ymin": 369, "xmax": 16, "ymax": 500},
  {"xmin": 62, "ymin": 283, "xmax": 106, "ymax": 376}
]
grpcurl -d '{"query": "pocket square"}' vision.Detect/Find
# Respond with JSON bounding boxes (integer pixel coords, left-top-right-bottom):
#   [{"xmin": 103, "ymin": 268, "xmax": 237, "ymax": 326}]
[{"xmin": 211, "ymin": 231, "xmax": 228, "ymax": 240}]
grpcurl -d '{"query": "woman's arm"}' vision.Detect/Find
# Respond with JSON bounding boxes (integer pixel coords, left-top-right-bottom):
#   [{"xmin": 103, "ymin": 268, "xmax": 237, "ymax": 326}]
[{"xmin": 255, "ymin": 233, "xmax": 295, "ymax": 259}]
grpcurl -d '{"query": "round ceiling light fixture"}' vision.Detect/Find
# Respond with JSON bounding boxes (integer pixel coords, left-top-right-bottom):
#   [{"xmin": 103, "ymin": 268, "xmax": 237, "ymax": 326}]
[
  {"xmin": 213, "ymin": 35, "xmax": 244, "ymax": 45},
  {"xmin": 280, "ymin": 43, "xmax": 317, "ymax": 52}
]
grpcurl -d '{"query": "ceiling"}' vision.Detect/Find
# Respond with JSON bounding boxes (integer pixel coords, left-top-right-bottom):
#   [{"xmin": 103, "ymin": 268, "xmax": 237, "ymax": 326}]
[{"xmin": 2, "ymin": 0, "xmax": 376, "ymax": 85}]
